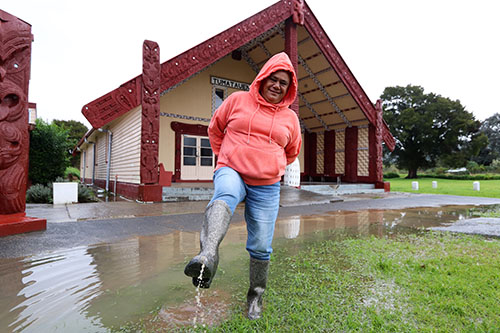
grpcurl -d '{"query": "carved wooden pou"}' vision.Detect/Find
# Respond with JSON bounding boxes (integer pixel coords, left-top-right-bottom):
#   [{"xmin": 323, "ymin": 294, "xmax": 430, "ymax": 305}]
[
  {"xmin": 0, "ymin": 10, "xmax": 46, "ymax": 236},
  {"xmin": 0, "ymin": 10, "xmax": 32, "ymax": 214}
]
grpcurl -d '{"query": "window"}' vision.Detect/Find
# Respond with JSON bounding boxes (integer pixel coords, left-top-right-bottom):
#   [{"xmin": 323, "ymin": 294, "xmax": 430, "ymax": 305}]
[{"xmin": 212, "ymin": 86, "xmax": 227, "ymax": 114}]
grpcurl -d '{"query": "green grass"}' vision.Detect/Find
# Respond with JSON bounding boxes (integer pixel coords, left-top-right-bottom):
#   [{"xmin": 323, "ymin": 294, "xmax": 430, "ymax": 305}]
[
  {"xmin": 115, "ymin": 231, "xmax": 500, "ymax": 332},
  {"xmin": 387, "ymin": 177, "xmax": 500, "ymax": 198},
  {"xmin": 158, "ymin": 231, "xmax": 500, "ymax": 332}
]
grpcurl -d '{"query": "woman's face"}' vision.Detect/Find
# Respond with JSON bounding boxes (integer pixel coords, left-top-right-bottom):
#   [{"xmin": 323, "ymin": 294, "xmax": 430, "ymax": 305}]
[{"xmin": 259, "ymin": 70, "xmax": 290, "ymax": 104}]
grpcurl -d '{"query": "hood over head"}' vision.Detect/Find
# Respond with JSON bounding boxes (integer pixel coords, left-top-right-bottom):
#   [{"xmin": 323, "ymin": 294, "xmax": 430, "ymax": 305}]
[{"xmin": 249, "ymin": 52, "xmax": 298, "ymax": 108}]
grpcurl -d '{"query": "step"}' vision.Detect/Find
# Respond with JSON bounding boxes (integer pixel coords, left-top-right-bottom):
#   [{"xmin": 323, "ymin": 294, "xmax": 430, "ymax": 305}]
[
  {"xmin": 301, "ymin": 184, "xmax": 384, "ymax": 195},
  {"xmin": 162, "ymin": 187, "xmax": 214, "ymax": 202}
]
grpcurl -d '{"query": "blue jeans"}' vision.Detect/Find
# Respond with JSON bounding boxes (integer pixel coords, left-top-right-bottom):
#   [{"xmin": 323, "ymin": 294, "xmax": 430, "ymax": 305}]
[{"xmin": 208, "ymin": 167, "xmax": 280, "ymax": 260}]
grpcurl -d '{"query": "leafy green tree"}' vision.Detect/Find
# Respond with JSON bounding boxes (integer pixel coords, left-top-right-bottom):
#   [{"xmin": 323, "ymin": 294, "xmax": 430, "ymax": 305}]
[
  {"xmin": 382, "ymin": 85, "xmax": 486, "ymax": 178},
  {"xmin": 474, "ymin": 113, "xmax": 500, "ymax": 165},
  {"xmin": 52, "ymin": 119, "xmax": 89, "ymax": 167},
  {"xmin": 29, "ymin": 119, "xmax": 71, "ymax": 185}
]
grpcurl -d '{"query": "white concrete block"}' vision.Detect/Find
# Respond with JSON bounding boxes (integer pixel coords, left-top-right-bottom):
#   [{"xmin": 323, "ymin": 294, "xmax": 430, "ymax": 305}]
[
  {"xmin": 412, "ymin": 181, "xmax": 419, "ymax": 190},
  {"xmin": 432, "ymin": 181, "xmax": 438, "ymax": 189},
  {"xmin": 473, "ymin": 181, "xmax": 480, "ymax": 191},
  {"xmin": 284, "ymin": 158, "xmax": 300, "ymax": 187},
  {"xmin": 53, "ymin": 182, "xmax": 78, "ymax": 204}
]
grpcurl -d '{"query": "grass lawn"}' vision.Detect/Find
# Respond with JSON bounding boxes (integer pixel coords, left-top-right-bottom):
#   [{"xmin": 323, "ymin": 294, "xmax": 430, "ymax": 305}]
[
  {"xmin": 192, "ymin": 231, "xmax": 500, "ymax": 332},
  {"xmin": 386, "ymin": 177, "xmax": 500, "ymax": 198}
]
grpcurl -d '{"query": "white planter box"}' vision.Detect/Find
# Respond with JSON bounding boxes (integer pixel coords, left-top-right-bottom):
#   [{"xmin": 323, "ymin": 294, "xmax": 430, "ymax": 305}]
[{"xmin": 53, "ymin": 182, "xmax": 78, "ymax": 204}]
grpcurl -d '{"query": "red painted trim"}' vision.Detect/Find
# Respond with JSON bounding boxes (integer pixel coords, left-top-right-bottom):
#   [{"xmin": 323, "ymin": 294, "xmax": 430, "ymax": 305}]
[
  {"xmin": 83, "ymin": 178, "xmax": 164, "ymax": 201},
  {"xmin": 0, "ymin": 213, "xmax": 46, "ymax": 237},
  {"xmin": 170, "ymin": 121, "xmax": 209, "ymax": 182},
  {"xmin": 82, "ymin": 1, "xmax": 293, "ymax": 129},
  {"xmin": 285, "ymin": 18, "xmax": 299, "ymax": 115},
  {"xmin": 305, "ymin": 132, "xmax": 317, "ymax": 177},
  {"xmin": 375, "ymin": 181, "xmax": 391, "ymax": 192}
]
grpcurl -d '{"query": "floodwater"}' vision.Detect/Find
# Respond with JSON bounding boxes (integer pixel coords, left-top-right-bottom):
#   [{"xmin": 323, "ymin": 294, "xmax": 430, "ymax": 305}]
[{"xmin": 0, "ymin": 205, "xmax": 497, "ymax": 332}]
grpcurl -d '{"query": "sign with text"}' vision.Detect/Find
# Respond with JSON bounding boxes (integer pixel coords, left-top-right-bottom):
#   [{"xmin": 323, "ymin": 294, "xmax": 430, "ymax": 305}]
[{"xmin": 210, "ymin": 76, "xmax": 250, "ymax": 91}]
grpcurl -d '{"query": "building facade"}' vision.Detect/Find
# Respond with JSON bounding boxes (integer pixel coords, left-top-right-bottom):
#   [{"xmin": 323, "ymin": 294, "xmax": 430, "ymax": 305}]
[{"xmin": 75, "ymin": 0, "xmax": 395, "ymax": 201}]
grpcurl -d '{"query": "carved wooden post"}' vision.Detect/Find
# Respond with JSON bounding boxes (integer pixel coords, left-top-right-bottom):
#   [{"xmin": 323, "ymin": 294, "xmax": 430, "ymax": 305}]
[
  {"xmin": 374, "ymin": 100, "xmax": 384, "ymax": 183},
  {"xmin": 0, "ymin": 10, "xmax": 46, "ymax": 236},
  {"xmin": 285, "ymin": 0, "xmax": 304, "ymax": 115},
  {"xmin": 139, "ymin": 40, "xmax": 162, "ymax": 201}
]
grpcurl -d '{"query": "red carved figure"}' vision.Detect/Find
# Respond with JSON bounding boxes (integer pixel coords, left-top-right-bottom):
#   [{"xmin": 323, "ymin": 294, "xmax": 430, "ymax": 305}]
[
  {"xmin": 140, "ymin": 40, "xmax": 160, "ymax": 184},
  {"xmin": 375, "ymin": 100, "xmax": 384, "ymax": 182},
  {"xmin": 292, "ymin": 0, "xmax": 305, "ymax": 26},
  {"xmin": 0, "ymin": 10, "xmax": 32, "ymax": 214}
]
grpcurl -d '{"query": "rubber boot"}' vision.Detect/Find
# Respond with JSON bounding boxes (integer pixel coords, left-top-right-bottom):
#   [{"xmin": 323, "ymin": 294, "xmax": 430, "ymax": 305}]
[
  {"xmin": 247, "ymin": 257, "xmax": 270, "ymax": 320},
  {"xmin": 184, "ymin": 200, "xmax": 231, "ymax": 288}
]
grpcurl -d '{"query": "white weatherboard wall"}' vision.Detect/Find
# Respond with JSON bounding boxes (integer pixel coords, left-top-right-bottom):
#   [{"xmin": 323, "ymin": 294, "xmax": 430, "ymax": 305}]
[
  {"xmin": 108, "ymin": 107, "xmax": 142, "ymax": 184},
  {"xmin": 96, "ymin": 133, "xmax": 107, "ymax": 180}
]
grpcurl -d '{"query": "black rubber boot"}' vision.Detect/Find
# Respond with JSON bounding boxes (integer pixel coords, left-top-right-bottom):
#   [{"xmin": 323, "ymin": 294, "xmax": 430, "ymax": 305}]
[
  {"xmin": 247, "ymin": 257, "xmax": 270, "ymax": 320},
  {"xmin": 184, "ymin": 200, "xmax": 231, "ymax": 288}
]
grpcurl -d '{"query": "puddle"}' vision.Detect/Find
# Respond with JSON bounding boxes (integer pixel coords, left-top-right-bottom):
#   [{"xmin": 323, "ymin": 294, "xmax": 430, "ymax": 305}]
[{"xmin": 0, "ymin": 205, "xmax": 497, "ymax": 331}]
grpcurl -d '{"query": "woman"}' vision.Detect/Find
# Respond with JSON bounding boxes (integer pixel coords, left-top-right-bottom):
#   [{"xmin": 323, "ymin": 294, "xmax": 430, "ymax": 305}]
[{"xmin": 184, "ymin": 52, "xmax": 301, "ymax": 319}]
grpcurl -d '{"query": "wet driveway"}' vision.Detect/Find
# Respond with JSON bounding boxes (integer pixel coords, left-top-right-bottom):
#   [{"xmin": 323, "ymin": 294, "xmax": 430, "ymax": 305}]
[{"xmin": 1, "ymin": 193, "xmax": 500, "ymax": 331}]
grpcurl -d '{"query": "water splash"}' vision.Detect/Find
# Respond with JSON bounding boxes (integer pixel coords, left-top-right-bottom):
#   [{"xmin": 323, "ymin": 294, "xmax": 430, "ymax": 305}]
[{"xmin": 193, "ymin": 263, "xmax": 206, "ymax": 328}]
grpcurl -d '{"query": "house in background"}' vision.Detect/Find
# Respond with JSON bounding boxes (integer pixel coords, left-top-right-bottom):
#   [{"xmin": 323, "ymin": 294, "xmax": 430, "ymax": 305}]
[{"xmin": 74, "ymin": 0, "xmax": 395, "ymax": 202}]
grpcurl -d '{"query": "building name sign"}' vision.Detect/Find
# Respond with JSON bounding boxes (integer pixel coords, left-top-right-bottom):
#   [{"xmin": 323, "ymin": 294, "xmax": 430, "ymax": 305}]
[{"xmin": 211, "ymin": 76, "xmax": 250, "ymax": 91}]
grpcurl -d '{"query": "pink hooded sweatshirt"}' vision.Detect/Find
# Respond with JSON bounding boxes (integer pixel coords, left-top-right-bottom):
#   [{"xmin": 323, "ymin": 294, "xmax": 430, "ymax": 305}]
[{"xmin": 208, "ymin": 52, "xmax": 302, "ymax": 185}]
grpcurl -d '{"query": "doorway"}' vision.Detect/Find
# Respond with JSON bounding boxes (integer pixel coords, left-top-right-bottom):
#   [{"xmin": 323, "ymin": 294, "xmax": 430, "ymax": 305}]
[{"xmin": 181, "ymin": 135, "xmax": 214, "ymax": 180}]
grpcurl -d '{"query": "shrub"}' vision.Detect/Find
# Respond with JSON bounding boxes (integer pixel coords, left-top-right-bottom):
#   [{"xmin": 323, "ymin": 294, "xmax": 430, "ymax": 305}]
[
  {"xmin": 29, "ymin": 119, "xmax": 71, "ymax": 185},
  {"xmin": 383, "ymin": 164, "xmax": 400, "ymax": 174},
  {"xmin": 384, "ymin": 172, "xmax": 400, "ymax": 179},
  {"xmin": 489, "ymin": 159, "xmax": 500, "ymax": 173},
  {"xmin": 26, "ymin": 184, "xmax": 53, "ymax": 203},
  {"xmin": 433, "ymin": 167, "xmax": 448, "ymax": 175},
  {"xmin": 78, "ymin": 184, "xmax": 98, "ymax": 203},
  {"xmin": 64, "ymin": 167, "xmax": 80, "ymax": 180}
]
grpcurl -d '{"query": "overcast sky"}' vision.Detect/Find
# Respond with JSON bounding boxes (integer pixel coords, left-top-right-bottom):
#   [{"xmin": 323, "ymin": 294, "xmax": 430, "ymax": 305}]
[{"xmin": 3, "ymin": 0, "xmax": 499, "ymax": 128}]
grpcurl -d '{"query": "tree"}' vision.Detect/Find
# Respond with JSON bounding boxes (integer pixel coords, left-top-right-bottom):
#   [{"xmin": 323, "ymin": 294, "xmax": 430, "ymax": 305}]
[
  {"xmin": 52, "ymin": 119, "xmax": 89, "ymax": 168},
  {"xmin": 474, "ymin": 113, "xmax": 500, "ymax": 165},
  {"xmin": 29, "ymin": 119, "xmax": 71, "ymax": 185},
  {"xmin": 381, "ymin": 85, "xmax": 486, "ymax": 178}
]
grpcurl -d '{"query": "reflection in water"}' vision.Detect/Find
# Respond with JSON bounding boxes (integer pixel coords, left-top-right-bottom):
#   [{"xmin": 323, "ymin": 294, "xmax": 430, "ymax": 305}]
[
  {"xmin": 0, "ymin": 205, "xmax": 489, "ymax": 331},
  {"xmin": 4, "ymin": 247, "xmax": 105, "ymax": 332}
]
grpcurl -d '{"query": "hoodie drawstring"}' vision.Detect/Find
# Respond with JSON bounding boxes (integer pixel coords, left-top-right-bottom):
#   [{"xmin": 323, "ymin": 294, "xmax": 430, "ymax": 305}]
[
  {"xmin": 268, "ymin": 111, "xmax": 277, "ymax": 144},
  {"xmin": 247, "ymin": 105, "xmax": 260, "ymax": 144},
  {"xmin": 246, "ymin": 105, "xmax": 278, "ymax": 145}
]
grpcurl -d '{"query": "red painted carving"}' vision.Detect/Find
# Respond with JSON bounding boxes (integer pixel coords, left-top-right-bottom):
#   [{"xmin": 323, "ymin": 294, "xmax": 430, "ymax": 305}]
[
  {"xmin": 374, "ymin": 100, "xmax": 384, "ymax": 182},
  {"xmin": 292, "ymin": 0, "xmax": 305, "ymax": 25},
  {"xmin": 285, "ymin": 18, "xmax": 299, "ymax": 114},
  {"xmin": 82, "ymin": 1, "xmax": 294, "ymax": 128},
  {"xmin": 0, "ymin": 10, "xmax": 46, "ymax": 235},
  {"xmin": 140, "ymin": 40, "xmax": 160, "ymax": 184},
  {"xmin": 0, "ymin": 10, "xmax": 32, "ymax": 214},
  {"xmin": 82, "ymin": 77, "xmax": 141, "ymax": 129}
]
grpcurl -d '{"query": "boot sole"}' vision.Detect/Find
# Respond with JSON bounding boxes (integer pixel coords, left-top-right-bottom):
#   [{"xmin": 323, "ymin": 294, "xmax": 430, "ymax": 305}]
[{"xmin": 184, "ymin": 261, "xmax": 213, "ymax": 288}]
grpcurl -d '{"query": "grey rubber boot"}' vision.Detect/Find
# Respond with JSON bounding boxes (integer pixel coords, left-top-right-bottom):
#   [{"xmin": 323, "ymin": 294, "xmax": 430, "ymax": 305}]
[
  {"xmin": 247, "ymin": 257, "xmax": 270, "ymax": 320},
  {"xmin": 184, "ymin": 200, "xmax": 231, "ymax": 288}
]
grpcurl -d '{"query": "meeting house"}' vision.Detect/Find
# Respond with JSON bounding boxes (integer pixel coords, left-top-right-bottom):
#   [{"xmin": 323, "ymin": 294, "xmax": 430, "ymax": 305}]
[{"xmin": 75, "ymin": 0, "xmax": 395, "ymax": 201}]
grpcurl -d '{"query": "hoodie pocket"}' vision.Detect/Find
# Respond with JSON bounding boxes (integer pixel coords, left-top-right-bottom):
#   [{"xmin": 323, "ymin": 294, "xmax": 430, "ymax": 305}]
[{"xmin": 228, "ymin": 144, "xmax": 286, "ymax": 180}]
